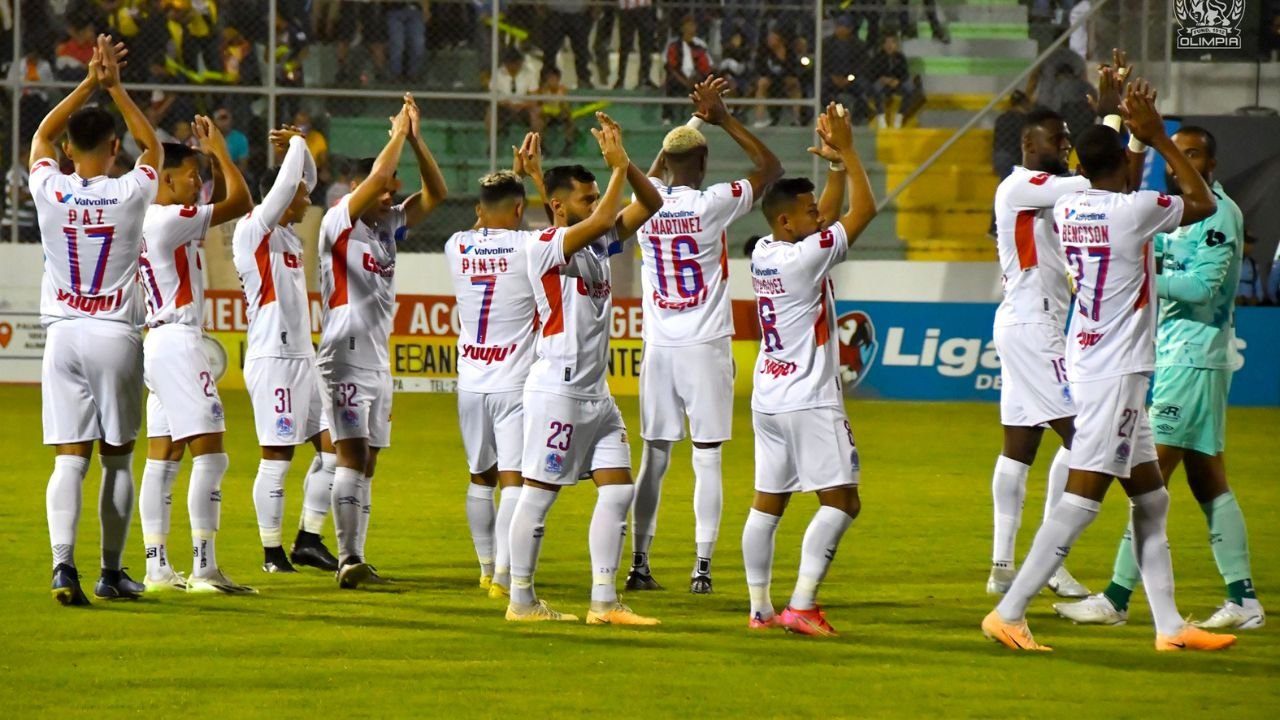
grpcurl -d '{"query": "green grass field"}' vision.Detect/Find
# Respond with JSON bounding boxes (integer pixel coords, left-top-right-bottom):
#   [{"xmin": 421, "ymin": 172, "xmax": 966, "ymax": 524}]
[{"xmin": 1, "ymin": 385, "xmax": 1276, "ymax": 717}]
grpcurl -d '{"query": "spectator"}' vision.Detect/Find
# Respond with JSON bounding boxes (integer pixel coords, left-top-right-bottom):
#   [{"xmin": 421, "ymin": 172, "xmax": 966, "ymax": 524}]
[
  {"xmin": 592, "ymin": 1, "xmax": 615, "ymax": 87},
  {"xmin": 55, "ymin": 8, "xmax": 97, "ymax": 81},
  {"xmin": 537, "ymin": 66, "xmax": 577, "ymax": 157},
  {"xmin": 752, "ymin": 29, "xmax": 805, "ymax": 128},
  {"xmin": 7, "ymin": 46, "xmax": 53, "ymax": 140},
  {"xmin": 848, "ymin": 0, "xmax": 888, "ymax": 50},
  {"xmin": 1237, "ymin": 234, "xmax": 1262, "ymax": 306},
  {"xmin": 2, "ymin": 143, "xmax": 38, "ymax": 243},
  {"xmin": 100, "ymin": 0, "xmax": 167, "ymax": 82},
  {"xmin": 332, "ymin": 0, "xmax": 387, "ymax": 85},
  {"xmin": 160, "ymin": 0, "xmax": 221, "ymax": 83},
  {"xmin": 1264, "ymin": 9, "xmax": 1280, "ymax": 60},
  {"xmin": 897, "ymin": 0, "xmax": 950, "ymax": 44},
  {"xmin": 721, "ymin": 1, "xmax": 764, "ymax": 50},
  {"xmin": 213, "ymin": 107, "xmax": 251, "ymax": 171},
  {"xmin": 219, "ymin": 25, "xmax": 261, "ymax": 85},
  {"xmin": 1068, "ymin": 0, "xmax": 1092, "ymax": 59},
  {"xmin": 326, "ymin": 157, "xmax": 352, "ymax": 208},
  {"xmin": 386, "ymin": 1, "xmax": 428, "ymax": 82},
  {"xmin": 274, "ymin": 12, "xmax": 309, "ymax": 120},
  {"xmin": 613, "ymin": 0, "xmax": 657, "ymax": 89},
  {"xmin": 822, "ymin": 14, "xmax": 868, "ymax": 121},
  {"xmin": 718, "ymin": 29, "xmax": 754, "ymax": 101},
  {"xmin": 867, "ymin": 33, "xmax": 919, "ymax": 128},
  {"xmin": 541, "ymin": 0, "xmax": 593, "ymax": 89},
  {"xmin": 1027, "ymin": 38, "xmax": 1089, "ymax": 113},
  {"xmin": 488, "ymin": 46, "xmax": 542, "ymax": 134},
  {"xmin": 294, "ymin": 110, "xmax": 330, "ymax": 176},
  {"xmin": 663, "ymin": 14, "xmax": 712, "ymax": 124},
  {"xmin": 1268, "ymin": 239, "xmax": 1280, "ymax": 304}
]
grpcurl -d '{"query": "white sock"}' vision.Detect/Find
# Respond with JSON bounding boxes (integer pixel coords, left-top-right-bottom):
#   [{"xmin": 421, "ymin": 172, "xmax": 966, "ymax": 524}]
[
  {"xmin": 590, "ymin": 484, "xmax": 634, "ymax": 605},
  {"xmin": 996, "ymin": 493, "xmax": 1100, "ymax": 621},
  {"xmin": 509, "ymin": 485, "xmax": 558, "ymax": 606},
  {"xmin": 1044, "ymin": 447, "xmax": 1070, "ymax": 525},
  {"xmin": 99, "ymin": 453, "xmax": 135, "ymax": 571},
  {"xmin": 47, "ymin": 455, "xmax": 89, "ymax": 568},
  {"xmin": 300, "ymin": 452, "xmax": 336, "ymax": 533},
  {"xmin": 189, "ymin": 453, "xmax": 228, "ymax": 577},
  {"xmin": 356, "ymin": 474, "xmax": 373, "ymax": 559},
  {"xmin": 1131, "ymin": 487, "xmax": 1184, "ymax": 636},
  {"xmin": 691, "ymin": 446, "xmax": 722, "ymax": 567},
  {"xmin": 493, "ymin": 485, "xmax": 521, "ymax": 587},
  {"xmin": 743, "ymin": 508, "xmax": 781, "ymax": 619},
  {"xmin": 252, "ymin": 459, "xmax": 292, "ymax": 548},
  {"xmin": 140, "ymin": 458, "xmax": 181, "ymax": 576},
  {"xmin": 631, "ymin": 440, "xmax": 671, "ymax": 570},
  {"xmin": 790, "ymin": 506, "xmax": 855, "ymax": 610},
  {"xmin": 466, "ymin": 483, "xmax": 497, "ymax": 576},
  {"xmin": 991, "ymin": 455, "xmax": 1029, "ymax": 567},
  {"xmin": 332, "ymin": 466, "xmax": 365, "ymax": 562}
]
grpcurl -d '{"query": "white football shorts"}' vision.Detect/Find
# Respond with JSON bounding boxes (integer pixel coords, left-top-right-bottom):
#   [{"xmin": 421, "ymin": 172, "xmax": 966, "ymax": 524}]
[
  {"xmin": 753, "ymin": 406, "xmax": 860, "ymax": 495},
  {"xmin": 521, "ymin": 390, "xmax": 630, "ymax": 485},
  {"xmin": 245, "ymin": 356, "xmax": 329, "ymax": 447},
  {"xmin": 458, "ymin": 389, "xmax": 524, "ymax": 474},
  {"xmin": 320, "ymin": 361, "xmax": 392, "ymax": 448},
  {"xmin": 640, "ymin": 338, "xmax": 734, "ymax": 443},
  {"xmin": 42, "ymin": 317, "xmax": 144, "ymax": 446},
  {"xmin": 995, "ymin": 322, "xmax": 1075, "ymax": 427},
  {"xmin": 1070, "ymin": 373, "xmax": 1158, "ymax": 479},
  {"xmin": 144, "ymin": 324, "xmax": 226, "ymax": 441}
]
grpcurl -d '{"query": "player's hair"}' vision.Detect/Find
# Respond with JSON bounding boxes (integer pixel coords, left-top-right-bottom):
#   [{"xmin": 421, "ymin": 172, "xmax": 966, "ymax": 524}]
[
  {"xmin": 1173, "ymin": 124, "xmax": 1217, "ymax": 159},
  {"xmin": 352, "ymin": 157, "xmax": 377, "ymax": 179},
  {"xmin": 66, "ymin": 108, "xmax": 119, "ymax": 152},
  {"xmin": 662, "ymin": 126, "xmax": 707, "ymax": 155},
  {"xmin": 161, "ymin": 142, "xmax": 200, "ymax": 169},
  {"xmin": 478, "ymin": 170, "xmax": 526, "ymax": 205},
  {"xmin": 544, "ymin": 165, "xmax": 596, "ymax": 196},
  {"xmin": 761, "ymin": 177, "xmax": 816, "ymax": 221},
  {"xmin": 1074, "ymin": 125, "xmax": 1126, "ymax": 178},
  {"xmin": 1021, "ymin": 108, "xmax": 1063, "ymax": 136}
]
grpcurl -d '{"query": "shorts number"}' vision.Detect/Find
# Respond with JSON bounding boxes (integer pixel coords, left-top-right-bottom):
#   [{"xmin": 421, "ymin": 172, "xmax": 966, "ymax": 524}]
[
  {"xmin": 1118, "ymin": 408, "xmax": 1138, "ymax": 438},
  {"xmin": 758, "ymin": 297, "xmax": 783, "ymax": 352},
  {"xmin": 336, "ymin": 383, "xmax": 358, "ymax": 407},
  {"xmin": 1051, "ymin": 357, "xmax": 1067, "ymax": 383},
  {"xmin": 648, "ymin": 234, "xmax": 704, "ymax": 298},
  {"xmin": 843, "ymin": 420, "xmax": 855, "ymax": 446},
  {"xmin": 199, "ymin": 371, "xmax": 215, "ymax": 398},
  {"xmin": 274, "ymin": 387, "xmax": 292, "ymax": 413},
  {"xmin": 546, "ymin": 421, "xmax": 574, "ymax": 451}
]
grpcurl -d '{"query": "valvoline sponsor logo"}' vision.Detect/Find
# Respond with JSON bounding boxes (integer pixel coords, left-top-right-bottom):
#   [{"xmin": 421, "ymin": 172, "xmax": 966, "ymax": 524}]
[
  {"xmin": 1065, "ymin": 208, "xmax": 1107, "ymax": 221},
  {"xmin": 55, "ymin": 191, "xmax": 119, "ymax": 206},
  {"xmin": 459, "ymin": 241, "xmax": 515, "ymax": 256}
]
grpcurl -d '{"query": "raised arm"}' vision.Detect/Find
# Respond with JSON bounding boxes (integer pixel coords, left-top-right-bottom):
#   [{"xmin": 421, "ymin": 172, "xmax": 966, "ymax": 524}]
[
  {"xmin": 592, "ymin": 113, "xmax": 662, "ymax": 238},
  {"xmin": 402, "ymin": 94, "xmax": 449, "ymax": 226},
  {"xmin": 1158, "ymin": 209, "xmax": 1241, "ymax": 304},
  {"xmin": 816, "ymin": 102, "xmax": 876, "ymax": 242},
  {"xmin": 193, "ymin": 115, "xmax": 252, "ymax": 226},
  {"xmin": 562, "ymin": 123, "xmax": 630, "ymax": 258},
  {"xmin": 31, "ymin": 44, "xmax": 100, "ymax": 165},
  {"xmin": 515, "ymin": 132, "xmax": 552, "ymax": 224},
  {"xmin": 690, "ymin": 75, "xmax": 783, "ymax": 197},
  {"xmin": 97, "ymin": 35, "xmax": 162, "ymax": 170},
  {"xmin": 259, "ymin": 127, "xmax": 312, "ymax": 227},
  {"xmin": 348, "ymin": 106, "xmax": 411, "ymax": 222},
  {"xmin": 808, "ymin": 110, "xmax": 846, "ymax": 223},
  {"xmin": 1123, "ymin": 79, "xmax": 1215, "ymax": 225}
]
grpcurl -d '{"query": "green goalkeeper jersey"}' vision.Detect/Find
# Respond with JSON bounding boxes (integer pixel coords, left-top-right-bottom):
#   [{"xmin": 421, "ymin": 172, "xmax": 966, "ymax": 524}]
[{"xmin": 1154, "ymin": 181, "xmax": 1244, "ymax": 370}]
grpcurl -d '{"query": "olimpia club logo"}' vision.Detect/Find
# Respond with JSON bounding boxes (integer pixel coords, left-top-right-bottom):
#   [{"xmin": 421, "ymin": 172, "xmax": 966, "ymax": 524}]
[
  {"xmin": 836, "ymin": 311, "xmax": 879, "ymax": 391},
  {"xmin": 1175, "ymin": 0, "xmax": 1246, "ymax": 50}
]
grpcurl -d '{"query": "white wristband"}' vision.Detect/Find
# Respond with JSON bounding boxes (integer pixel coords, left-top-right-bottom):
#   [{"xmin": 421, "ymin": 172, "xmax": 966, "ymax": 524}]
[
  {"xmin": 1102, "ymin": 114, "xmax": 1123, "ymax": 131},
  {"xmin": 1128, "ymin": 135, "xmax": 1148, "ymax": 153},
  {"xmin": 686, "ymin": 117, "xmax": 705, "ymax": 130},
  {"xmin": 829, "ymin": 161, "xmax": 846, "ymax": 172}
]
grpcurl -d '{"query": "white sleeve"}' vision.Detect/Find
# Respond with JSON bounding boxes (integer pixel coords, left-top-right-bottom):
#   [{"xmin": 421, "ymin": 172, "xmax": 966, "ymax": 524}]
[
  {"xmin": 259, "ymin": 135, "xmax": 310, "ymax": 228},
  {"xmin": 527, "ymin": 227, "xmax": 568, "ymax": 279},
  {"xmin": 27, "ymin": 157, "xmax": 61, "ymax": 197},
  {"xmin": 388, "ymin": 202, "xmax": 410, "ymax": 243},
  {"xmin": 145, "ymin": 204, "xmax": 214, "ymax": 254},
  {"xmin": 799, "ymin": 223, "xmax": 849, "ymax": 282},
  {"xmin": 1131, "ymin": 191, "xmax": 1185, "ymax": 241},
  {"xmin": 706, "ymin": 179, "xmax": 755, "ymax": 223},
  {"xmin": 1006, "ymin": 172, "xmax": 1090, "ymax": 210},
  {"xmin": 319, "ymin": 197, "xmax": 354, "ymax": 253}
]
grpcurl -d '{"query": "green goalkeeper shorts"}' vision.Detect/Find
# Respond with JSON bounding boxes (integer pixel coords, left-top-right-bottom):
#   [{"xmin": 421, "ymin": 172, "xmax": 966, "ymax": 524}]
[{"xmin": 1149, "ymin": 365, "xmax": 1232, "ymax": 456}]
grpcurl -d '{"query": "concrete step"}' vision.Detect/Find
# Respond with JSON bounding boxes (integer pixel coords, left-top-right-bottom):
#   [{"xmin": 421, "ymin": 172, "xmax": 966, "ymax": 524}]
[
  {"xmin": 876, "ymin": 128, "xmax": 993, "ymax": 167},
  {"xmin": 904, "ymin": 237, "xmax": 997, "ymax": 262},
  {"xmin": 903, "ymin": 36, "xmax": 1038, "ymax": 59},
  {"xmin": 912, "ymin": 55, "xmax": 1029, "ymax": 76},
  {"xmin": 942, "ymin": 5, "xmax": 1031, "ymax": 23},
  {"xmin": 919, "ymin": 75, "xmax": 1020, "ymax": 95},
  {"xmin": 917, "ymin": 110, "xmax": 995, "ymax": 129},
  {"xmin": 938, "ymin": 22, "xmax": 1031, "ymax": 40}
]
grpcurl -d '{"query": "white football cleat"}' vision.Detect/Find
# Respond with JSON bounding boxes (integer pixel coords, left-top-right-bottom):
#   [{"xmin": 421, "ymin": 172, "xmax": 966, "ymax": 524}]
[
  {"xmin": 1054, "ymin": 593, "xmax": 1127, "ymax": 625},
  {"xmin": 144, "ymin": 566, "xmax": 188, "ymax": 592},
  {"xmin": 187, "ymin": 570, "xmax": 258, "ymax": 595},
  {"xmin": 986, "ymin": 566, "xmax": 1015, "ymax": 595},
  {"xmin": 1194, "ymin": 600, "xmax": 1265, "ymax": 630},
  {"xmin": 1047, "ymin": 566, "xmax": 1091, "ymax": 598}
]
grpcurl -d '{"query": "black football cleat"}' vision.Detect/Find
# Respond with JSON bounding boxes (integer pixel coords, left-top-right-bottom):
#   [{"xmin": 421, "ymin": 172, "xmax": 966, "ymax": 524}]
[
  {"xmin": 263, "ymin": 546, "xmax": 298, "ymax": 573},
  {"xmin": 52, "ymin": 563, "xmax": 91, "ymax": 606},
  {"xmin": 94, "ymin": 568, "xmax": 144, "ymax": 600},
  {"xmin": 625, "ymin": 568, "xmax": 664, "ymax": 591},
  {"xmin": 690, "ymin": 574, "xmax": 713, "ymax": 594},
  {"xmin": 291, "ymin": 531, "xmax": 339, "ymax": 572}
]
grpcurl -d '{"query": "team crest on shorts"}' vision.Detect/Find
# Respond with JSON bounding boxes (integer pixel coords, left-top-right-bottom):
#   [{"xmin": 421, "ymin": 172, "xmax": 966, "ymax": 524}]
[
  {"xmin": 1115, "ymin": 441, "xmax": 1131, "ymax": 464},
  {"xmin": 211, "ymin": 402, "xmax": 224, "ymax": 422},
  {"xmin": 275, "ymin": 414, "xmax": 295, "ymax": 438},
  {"xmin": 850, "ymin": 448, "xmax": 861, "ymax": 471},
  {"xmin": 545, "ymin": 452, "xmax": 564, "ymax": 474},
  {"xmin": 341, "ymin": 409, "xmax": 360, "ymax": 427},
  {"xmin": 1062, "ymin": 384, "xmax": 1073, "ymax": 404}
]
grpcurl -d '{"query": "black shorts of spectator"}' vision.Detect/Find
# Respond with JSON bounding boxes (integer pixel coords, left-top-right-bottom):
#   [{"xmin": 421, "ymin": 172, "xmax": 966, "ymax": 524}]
[
  {"xmin": 663, "ymin": 15, "xmax": 713, "ymax": 124},
  {"xmin": 752, "ymin": 29, "xmax": 806, "ymax": 128}
]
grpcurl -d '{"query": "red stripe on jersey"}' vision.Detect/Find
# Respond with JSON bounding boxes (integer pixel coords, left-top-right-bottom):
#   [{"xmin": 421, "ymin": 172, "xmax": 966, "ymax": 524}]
[
  {"xmin": 329, "ymin": 228, "xmax": 353, "ymax": 309},
  {"xmin": 173, "ymin": 245, "xmax": 193, "ymax": 308},
  {"xmin": 255, "ymin": 232, "xmax": 277, "ymax": 307},
  {"xmin": 540, "ymin": 269, "xmax": 565, "ymax": 336},
  {"xmin": 1015, "ymin": 210, "xmax": 1038, "ymax": 270},
  {"xmin": 719, "ymin": 230, "xmax": 729, "ymax": 278},
  {"xmin": 1135, "ymin": 243, "xmax": 1151, "ymax": 311},
  {"xmin": 814, "ymin": 281, "xmax": 831, "ymax": 347}
]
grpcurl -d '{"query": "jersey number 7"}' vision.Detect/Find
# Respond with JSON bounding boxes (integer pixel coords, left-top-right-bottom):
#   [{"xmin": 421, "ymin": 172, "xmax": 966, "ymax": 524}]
[
  {"xmin": 1065, "ymin": 245, "xmax": 1111, "ymax": 321},
  {"xmin": 471, "ymin": 275, "xmax": 497, "ymax": 344}
]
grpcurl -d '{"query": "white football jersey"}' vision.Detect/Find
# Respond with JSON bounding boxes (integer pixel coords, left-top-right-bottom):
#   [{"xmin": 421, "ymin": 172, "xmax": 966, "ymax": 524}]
[
  {"xmin": 637, "ymin": 177, "xmax": 754, "ymax": 346},
  {"xmin": 993, "ymin": 167, "xmax": 1090, "ymax": 328},
  {"xmin": 317, "ymin": 194, "xmax": 407, "ymax": 370},
  {"xmin": 749, "ymin": 222, "xmax": 849, "ymax": 414},
  {"xmin": 1054, "ymin": 189, "xmax": 1184, "ymax": 381},
  {"xmin": 526, "ymin": 226, "xmax": 619, "ymax": 400},
  {"xmin": 446, "ymin": 228, "xmax": 539, "ymax": 394},
  {"xmin": 31, "ymin": 158, "xmax": 158, "ymax": 326},
  {"xmin": 232, "ymin": 211, "xmax": 313, "ymax": 360},
  {"xmin": 140, "ymin": 203, "xmax": 214, "ymax": 328}
]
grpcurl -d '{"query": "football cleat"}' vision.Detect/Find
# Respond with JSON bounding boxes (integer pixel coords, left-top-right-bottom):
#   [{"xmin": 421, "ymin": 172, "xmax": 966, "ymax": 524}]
[
  {"xmin": 748, "ymin": 612, "xmax": 779, "ymax": 630},
  {"xmin": 1194, "ymin": 600, "xmax": 1265, "ymax": 630},
  {"xmin": 290, "ymin": 534, "xmax": 340, "ymax": 572},
  {"xmin": 94, "ymin": 568, "xmax": 145, "ymax": 600},
  {"xmin": 187, "ymin": 570, "xmax": 259, "ymax": 595},
  {"xmin": 1053, "ymin": 593, "xmax": 1128, "ymax": 626},
  {"xmin": 144, "ymin": 566, "xmax": 188, "ymax": 592},
  {"xmin": 778, "ymin": 606, "xmax": 838, "ymax": 637},
  {"xmin": 982, "ymin": 609, "xmax": 1051, "ymax": 651},
  {"xmin": 51, "ymin": 563, "xmax": 90, "ymax": 606},
  {"xmin": 624, "ymin": 568, "xmax": 663, "ymax": 591},
  {"xmin": 488, "ymin": 582, "xmax": 510, "ymax": 600},
  {"xmin": 262, "ymin": 546, "xmax": 297, "ymax": 574},
  {"xmin": 479, "ymin": 574, "xmax": 492, "ymax": 590},
  {"xmin": 505, "ymin": 599, "xmax": 579, "ymax": 622},
  {"xmin": 364, "ymin": 565, "xmax": 392, "ymax": 585},
  {"xmin": 336, "ymin": 561, "xmax": 373, "ymax": 589},
  {"xmin": 689, "ymin": 574, "xmax": 713, "ymax": 594},
  {"xmin": 1047, "ymin": 566, "xmax": 1090, "ymax": 598},
  {"xmin": 1156, "ymin": 625, "xmax": 1238, "ymax": 651},
  {"xmin": 986, "ymin": 566, "xmax": 1015, "ymax": 595},
  {"xmin": 586, "ymin": 602, "xmax": 661, "ymax": 626}
]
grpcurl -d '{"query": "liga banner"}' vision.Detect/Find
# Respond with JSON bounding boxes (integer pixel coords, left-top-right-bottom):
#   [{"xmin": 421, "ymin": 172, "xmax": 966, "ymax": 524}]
[{"xmin": 203, "ymin": 290, "xmax": 763, "ymax": 395}]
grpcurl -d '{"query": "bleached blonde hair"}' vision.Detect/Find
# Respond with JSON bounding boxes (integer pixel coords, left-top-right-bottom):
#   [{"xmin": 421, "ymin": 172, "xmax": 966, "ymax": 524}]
[{"xmin": 662, "ymin": 126, "xmax": 707, "ymax": 154}]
